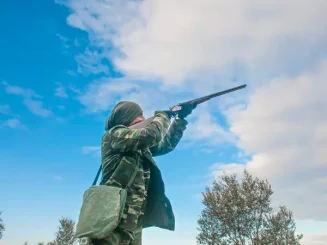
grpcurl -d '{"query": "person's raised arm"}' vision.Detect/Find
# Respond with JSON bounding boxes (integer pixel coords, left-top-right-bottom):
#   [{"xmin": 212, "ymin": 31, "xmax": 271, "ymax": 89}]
[
  {"xmin": 149, "ymin": 117, "xmax": 188, "ymax": 156},
  {"xmin": 103, "ymin": 111, "xmax": 171, "ymax": 152},
  {"xmin": 149, "ymin": 105, "xmax": 195, "ymax": 156}
]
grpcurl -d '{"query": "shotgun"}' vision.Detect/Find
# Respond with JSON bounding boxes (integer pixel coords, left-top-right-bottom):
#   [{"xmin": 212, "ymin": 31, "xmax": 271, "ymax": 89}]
[{"xmin": 129, "ymin": 84, "xmax": 246, "ymax": 129}]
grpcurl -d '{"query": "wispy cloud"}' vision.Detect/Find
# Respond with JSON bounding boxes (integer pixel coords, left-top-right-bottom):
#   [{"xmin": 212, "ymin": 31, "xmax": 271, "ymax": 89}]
[
  {"xmin": 54, "ymin": 0, "xmax": 65, "ymax": 5},
  {"xmin": 2, "ymin": 81, "xmax": 53, "ymax": 117},
  {"xmin": 67, "ymin": 70, "xmax": 77, "ymax": 76},
  {"xmin": 56, "ymin": 33, "xmax": 69, "ymax": 49},
  {"xmin": 23, "ymin": 98, "xmax": 53, "ymax": 117},
  {"xmin": 55, "ymin": 82, "xmax": 68, "ymax": 98},
  {"xmin": 76, "ymin": 48, "xmax": 109, "ymax": 76},
  {"xmin": 56, "ymin": 33, "xmax": 68, "ymax": 42},
  {"xmin": 2, "ymin": 81, "xmax": 41, "ymax": 98},
  {"xmin": 0, "ymin": 104, "xmax": 16, "ymax": 116},
  {"xmin": 82, "ymin": 146, "xmax": 101, "ymax": 157},
  {"xmin": 2, "ymin": 118, "xmax": 27, "ymax": 129}
]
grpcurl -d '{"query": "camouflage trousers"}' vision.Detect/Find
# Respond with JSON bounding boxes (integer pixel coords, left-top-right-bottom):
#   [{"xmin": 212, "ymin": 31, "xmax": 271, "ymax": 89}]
[{"xmin": 89, "ymin": 225, "xmax": 142, "ymax": 245}]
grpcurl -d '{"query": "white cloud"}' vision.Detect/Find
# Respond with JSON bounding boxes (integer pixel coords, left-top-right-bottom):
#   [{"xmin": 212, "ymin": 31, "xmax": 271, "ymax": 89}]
[
  {"xmin": 212, "ymin": 60, "xmax": 327, "ymax": 221},
  {"xmin": 185, "ymin": 108, "xmax": 236, "ymax": 145},
  {"xmin": 211, "ymin": 162, "xmax": 245, "ymax": 179},
  {"xmin": 60, "ymin": 0, "xmax": 327, "ymax": 85},
  {"xmin": 78, "ymin": 77, "xmax": 141, "ymax": 113},
  {"xmin": 2, "ymin": 81, "xmax": 53, "ymax": 118}
]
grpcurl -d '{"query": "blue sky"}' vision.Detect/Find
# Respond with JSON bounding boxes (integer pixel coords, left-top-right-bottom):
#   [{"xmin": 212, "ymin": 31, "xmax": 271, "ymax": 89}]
[{"xmin": 1, "ymin": 0, "xmax": 327, "ymax": 244}]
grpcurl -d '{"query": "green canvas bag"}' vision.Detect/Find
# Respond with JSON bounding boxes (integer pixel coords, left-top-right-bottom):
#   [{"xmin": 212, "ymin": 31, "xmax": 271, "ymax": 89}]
[{"xmin": 75, "ymin": 154, "xmax": 140, "ymax": 239}]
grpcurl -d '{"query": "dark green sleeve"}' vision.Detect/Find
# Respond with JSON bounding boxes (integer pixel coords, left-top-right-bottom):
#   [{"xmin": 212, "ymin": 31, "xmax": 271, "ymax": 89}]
[
  {"xmin": 104, "ymin": 111, "xmax": 171, "ymax": 152},
  {"xmin": 149, "ymin": 117, "xmax": 188, "ymax": 156}
]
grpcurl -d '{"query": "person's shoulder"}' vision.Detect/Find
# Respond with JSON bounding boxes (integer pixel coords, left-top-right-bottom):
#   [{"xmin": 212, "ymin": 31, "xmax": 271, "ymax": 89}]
[
  {"xmin": 102, "ymin": 125, "xmax": 130, "ymax": 146},
  {"xmin": 106, "ymin": 125, "xmax": 129, "ymax": 135}
]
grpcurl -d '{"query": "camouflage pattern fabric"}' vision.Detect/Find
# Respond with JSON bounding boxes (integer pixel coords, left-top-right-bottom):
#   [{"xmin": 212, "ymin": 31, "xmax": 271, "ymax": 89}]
[
  {"xmin": 103, "ymin": 111, "xmax": 171, "ymax": 153},
  {"xmin": 106, "ymin": 159, "xmax": 151, "ymax": 235},
  {"xmin": 94, "ymin": 110, "xmax": 188, "ymax": 244},
  {"xmin": 150, "ymin": 116, "xmax": 188, "ymax": 156},
  {"xmin": 100, "ymin": 111, "xmax": 172, "ymax": 184},
  {"xmin": 89, "ymin": 225, "xmax": 143, "ymax": 245}
]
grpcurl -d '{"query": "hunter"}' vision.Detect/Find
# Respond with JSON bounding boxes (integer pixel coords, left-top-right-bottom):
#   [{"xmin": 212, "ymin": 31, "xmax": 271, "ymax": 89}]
[{"xmin": 90, "ymin": 101, "xmax": 194, "ymax": 245}]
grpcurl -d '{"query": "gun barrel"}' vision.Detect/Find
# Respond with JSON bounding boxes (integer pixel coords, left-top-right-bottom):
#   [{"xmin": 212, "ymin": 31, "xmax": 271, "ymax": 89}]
[
  {"xmin": 179, "ymin": 84, "xmax": 246, "ymax": 106},
  {"xmin": 206, "ymin": 84, "xmax": 246, "ymax": 99}
]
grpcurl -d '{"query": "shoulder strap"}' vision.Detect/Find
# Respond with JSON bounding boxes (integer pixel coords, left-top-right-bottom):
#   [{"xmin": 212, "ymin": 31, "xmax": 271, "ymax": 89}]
[
  {"xmin": 92, "ymin": 165, "xmax": 102, "ymax": 186},
  {"xmin": 92, "ymin": 152, "xmax": 141, "ymax": 187}
]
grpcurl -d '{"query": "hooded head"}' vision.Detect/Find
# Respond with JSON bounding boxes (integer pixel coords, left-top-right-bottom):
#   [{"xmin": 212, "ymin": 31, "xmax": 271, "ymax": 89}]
[{"xmin": 105, "ymin": 101, "xmax": 144, "ymax": 130}]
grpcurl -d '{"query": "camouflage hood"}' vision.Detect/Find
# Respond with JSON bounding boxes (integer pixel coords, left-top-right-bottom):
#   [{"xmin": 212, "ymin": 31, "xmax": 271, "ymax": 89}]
[{"xmin": 105, "ymin": 101, "xmax": 143, "ymax": 130}]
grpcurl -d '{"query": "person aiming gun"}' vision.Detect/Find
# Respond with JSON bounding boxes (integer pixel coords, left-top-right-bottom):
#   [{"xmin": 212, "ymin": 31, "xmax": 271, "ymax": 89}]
[
  {"xmin": 90, "ymin": 101, "xmax": 194, "ymax": 245},
  {"xmin": 89, "ymin": 84, "xmax": 246, "ymax": 245}
]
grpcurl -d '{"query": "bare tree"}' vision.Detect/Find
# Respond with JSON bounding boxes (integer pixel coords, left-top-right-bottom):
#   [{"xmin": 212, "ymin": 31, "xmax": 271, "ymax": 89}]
[{"xmin": 197, "ymin": 170, "xmax": 303, "ymax": 245}]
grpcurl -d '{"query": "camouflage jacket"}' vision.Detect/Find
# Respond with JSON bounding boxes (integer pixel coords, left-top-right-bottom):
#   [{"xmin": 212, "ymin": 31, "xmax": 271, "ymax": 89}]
[{"xmin": 100, "ymin": 111, "xmax": 188, "ymax": 232}]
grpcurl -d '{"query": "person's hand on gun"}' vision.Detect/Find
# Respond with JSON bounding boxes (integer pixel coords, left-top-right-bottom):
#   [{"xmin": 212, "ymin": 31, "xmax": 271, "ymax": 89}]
[{"xmin": 177, "ymin": 104, "xmax": 196, "ymax": 119}]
